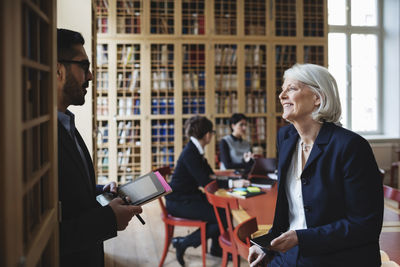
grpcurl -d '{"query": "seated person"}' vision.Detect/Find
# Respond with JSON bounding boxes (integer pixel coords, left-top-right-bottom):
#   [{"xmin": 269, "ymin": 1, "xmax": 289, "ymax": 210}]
[
  {"xmin": 166, "ymin": 116, "xmax": 248, "ymax": 266},
  {"xmin": 219, "ymin": 113, "xmax": 254, "ymax": 171}
]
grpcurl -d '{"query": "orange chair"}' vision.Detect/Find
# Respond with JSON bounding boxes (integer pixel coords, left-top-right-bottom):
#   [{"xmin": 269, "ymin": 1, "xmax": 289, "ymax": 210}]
[
  {"xmin": 205, "ymin": 180, "xmax": 241, "ymax": 267},
  {"xmin": 155, "ymin": 166, "xmax": 207, "ymax": 267},
  {"xmin": 233, "ymin": 217, "xmax": 258, "ymax": 260},
  {"xmin": 383, "ymin": 184, "xmax": 400, "ymax": 209}
]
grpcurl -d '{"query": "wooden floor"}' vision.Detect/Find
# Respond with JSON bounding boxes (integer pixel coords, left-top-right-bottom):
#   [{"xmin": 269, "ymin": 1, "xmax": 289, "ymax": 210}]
[{"xmin": 104, "ymin": 200, "xmax": 248, "ymax": 267}]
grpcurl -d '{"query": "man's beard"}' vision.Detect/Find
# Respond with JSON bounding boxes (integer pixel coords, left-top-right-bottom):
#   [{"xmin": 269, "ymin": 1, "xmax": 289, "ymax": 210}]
[{"xmin": 64, "ymin": 71, "xmax": 88, "ymax": 106}]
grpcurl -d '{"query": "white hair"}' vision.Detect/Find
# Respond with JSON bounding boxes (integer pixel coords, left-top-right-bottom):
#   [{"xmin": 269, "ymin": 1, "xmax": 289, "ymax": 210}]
[{"xmin": 283, "ymin": 63, "xmax": 342, "ymax": 124}]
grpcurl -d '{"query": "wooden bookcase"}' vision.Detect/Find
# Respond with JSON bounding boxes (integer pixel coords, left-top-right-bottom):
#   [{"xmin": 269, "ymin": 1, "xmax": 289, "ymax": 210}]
[
  {"xmin": 1, "ymin": 0, "xmax": 58, "ymax": 266},
  {"xmin": 93, "ymin": 0, "xmax": 327, "ymax": 184}
]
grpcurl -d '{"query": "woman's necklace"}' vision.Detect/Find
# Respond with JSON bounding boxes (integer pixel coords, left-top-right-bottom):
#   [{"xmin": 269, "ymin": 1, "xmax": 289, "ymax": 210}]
[{"xmin": 301, "ymin": 141, "xmax": 313, "ymax": 152}]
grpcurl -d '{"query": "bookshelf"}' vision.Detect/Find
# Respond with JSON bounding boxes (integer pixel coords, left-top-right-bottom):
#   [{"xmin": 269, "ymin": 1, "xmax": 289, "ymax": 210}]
[
  {"xmin": 1, "ymin": 0, "xmax": 58, "ymax": 266},
  {"xmin": 94, "ymin": 0, "xmax": 327, "ymax": 184}
]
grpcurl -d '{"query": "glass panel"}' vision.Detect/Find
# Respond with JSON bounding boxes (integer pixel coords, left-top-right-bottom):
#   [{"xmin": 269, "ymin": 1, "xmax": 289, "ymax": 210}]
[
  {"xmin": 96, "ymin": 0, "xmax": 109, "ymax": 33},
  {"xmin": 116, "ymin": 0, "xmax": 142, "ymax": 34},
  {"xmin": 117, "ymin": 120, "xmax": 141, "ymax": 183},
  {"xmin": 96, "ymin": 120, "xmax": 109, "ymax": 184},
  {"xmin": 244, "ymin": 0, "xmax": 266, "ymax": 35},
  {"xmin": 328, "ymin": 33, "xmax": 347, "ymax": 128},
  {"xmin": 151, "ymin": 44, "xmax": 174, "ymax": 115},
  {"xmin": 351, "ymin": 34, "xmax": 378, "ymax": 132},
  {"xmin": 303, "ymin": 0, "xmax": 324, "ymax": 37},
  {"xmin": 328, "ymin": 0, "xmax": 346, "ymax": 25},
  {"xmin": 351, "ymin": 0, "xmax": 377, "ymax": 26},
  {"xmin": 182, "ymin": 44, "xmax": 206, "ymax": 114},
  {"xmin": 151, "ymin": 119, "xmax": 174, "ymax": 169},
  {"xmin": 247, "ymin": 117, "xmax": 266, "ymax": 157},
  {"xmin": 182, "ymin": 0, "xmax": 205, "ymax": 35},
  {"xmin": 275, "ymin": 0, "xmax": 296, "ymax": 36},
  {"xmin": 245, "ymin": 45, "xmax": 267, "ymax": 113},
  {"xmin": 215, "ymin": 44, "xmax": 238, "ymax": 114},
  {"xmin": 275, "ymin": 45, "xmax": 297, "ymax": 112},
  {"xmin": 214, "ymin": 0, "xmax": 237, "ymax": 35},
  {"xmin": 96, "ymin": 44, "xmax": 109, "ymax": 117},
  {"xmin": 304, "ymin": 45, "xmax": 324, "ymax": 66},
  {"xmin": 117, "ymin": 44, "xmax": 141, "ymax": 115},
  {"xmin": 150, "ymin": 0, "xmax": 174, "ymax": 34}
]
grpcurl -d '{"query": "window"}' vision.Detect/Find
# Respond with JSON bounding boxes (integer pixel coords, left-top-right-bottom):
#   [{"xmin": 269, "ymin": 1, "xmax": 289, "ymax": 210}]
[{"xmin": 328, "ymin": 0, "xmax": 381, "ymax": 133}]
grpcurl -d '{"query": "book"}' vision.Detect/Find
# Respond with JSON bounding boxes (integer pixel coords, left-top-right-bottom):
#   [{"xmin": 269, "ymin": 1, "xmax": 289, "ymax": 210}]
[
  {"xmin": 250, "ymin": 177, "xmax": 276, "ymax": 189},
  {"xmin": 96, "ymin": 171, "xmax": 172, "ymax": 206},
  {"xmin": 227, "ymin": 186, "xmax": 265, "ymax": 199}
]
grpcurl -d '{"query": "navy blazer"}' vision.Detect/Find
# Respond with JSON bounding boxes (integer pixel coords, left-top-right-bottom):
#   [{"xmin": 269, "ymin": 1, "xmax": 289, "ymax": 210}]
[
  {"xmin": 58, "ymin": 121, "xmax": 117, "ymax": 267},
  {"xmin": 270, "ymin": 122, "xmax": 383, "ymax": 266},
  {"xmin": 166, "ymin": 140, "xmax": 214, "ymax": 201}
]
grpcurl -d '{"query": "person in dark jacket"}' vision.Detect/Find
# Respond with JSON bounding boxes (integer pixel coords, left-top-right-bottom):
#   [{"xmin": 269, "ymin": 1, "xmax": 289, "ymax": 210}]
[
  {"xmin": 166, "ymin": 116, "xmax": 248, "ymax": 266},
  {"xmin": 57, "ymin": 28, "xmax": 142, "ymax": 267},
  {"xmin": 248, "ymin": 64, "xmax": 383, "ymax": 267},
  {"xmin": 219, "ymin": 113, "xmax": 254, "ymax": 171}
]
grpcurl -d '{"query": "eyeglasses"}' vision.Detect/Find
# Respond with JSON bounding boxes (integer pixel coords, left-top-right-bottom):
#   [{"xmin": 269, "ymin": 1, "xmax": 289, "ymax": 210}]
[{"xmin": 59, "ymin": 59, "xmax": 91, "ymax": 74}]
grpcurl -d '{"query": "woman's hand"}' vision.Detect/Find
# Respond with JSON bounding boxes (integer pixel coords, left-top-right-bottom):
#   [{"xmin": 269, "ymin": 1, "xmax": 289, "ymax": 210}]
[
  {"xmin": 270, "ymin": 230, "xmax": 298, "ymax": 253},
  {"xmin": 248, "ymin": 245, "xmax": 268, "ymax": 267},
  {"xmin": 243, "ymin": 152, "xmax": 254, "ymax": 162}
]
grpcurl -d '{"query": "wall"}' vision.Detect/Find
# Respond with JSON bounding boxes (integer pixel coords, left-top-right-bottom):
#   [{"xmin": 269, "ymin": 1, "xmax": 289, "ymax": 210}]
[{"xmin": 57, "ymin": 0, "xmax": 93, "ymax": 155}]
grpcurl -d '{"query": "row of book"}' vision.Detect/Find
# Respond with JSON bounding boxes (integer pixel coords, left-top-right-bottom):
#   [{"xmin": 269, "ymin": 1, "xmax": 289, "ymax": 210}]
[
  {"xmin": 151, "ymin": 120, "xmax": 174, "ymax": 143},
  {"xmin": 97, "ymin": 97, "xmax": 109, "ymax": 116},
  {"xmin": 183, "ymin": 72, "xmax": 205, "ymax": 91},
  {"xmin": 117, "ymin": 70, "xmax": 140, "ymax": 91},
  {"xmin": 214, "ymin": 92, "xmax": 238, "ymax": 113},
  {"xmin": 215, "ymin": 46, "xmax": 237, "ymax": 66},
  {"xmin": 182, "ymin": 14, "xmax": 205, "ymax": 35},
  {"xmin": 118, "ymin": 98, "xmax": 140, "ymax": 115},
  {"xmin": 118, "ymin": 45, "xmax": 140, "ymax": 66},
  {"xmin": 183, "ymin": 97, "xmax": 205, "ymax": 114},
  {"xmin": 152, "ymin": 70, "xmax": 174, "ymax": 90},
  {"xmin": 117, "ymin": 121, "xmax": 140, "ymax": 145},
  {"xmin": 245, "ymin": 45, "xmax": 265, "ymax": 66},
  {"xmin": 247, "ymin": 118, "xmax": 266, "ymax": 142},
  {"xmin": 151, "ymin": 98, "xmax": 174, "ymax": 115},
  {"xmin": 245, "ymin": 71, "xmax": 265, "ymax": 91},
  {"xmin": 96, "ymin": 122, "xmax": 109, "ymax": 145},
  {"xmin": 245, "ymin": 94, "xmax": 267, "ymax": 113},
  {"xmin": 97, "ymin": 44, "xmax": 109, "ymax": 66},
  {"xmin": 215, "ymin": 74, "xmax": 238, "ymax": 91},
  {"xmin": 97, "ymin": 148, "xmax": 109, "ymax": 170},
  {"xmin": 96, "ymin": 72, "xmax": 109, "ymax": 90}
]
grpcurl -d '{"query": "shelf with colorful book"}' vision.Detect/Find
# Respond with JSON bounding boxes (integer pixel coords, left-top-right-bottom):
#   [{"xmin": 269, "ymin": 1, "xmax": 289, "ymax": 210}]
[
  {"xmin": 116, "ymin": 0, "xmax": 142, "ymax": 34},
  {"xmin": 96, "ymin": 0, "xmax": 109, "ymax": 34},
  {"xmin": 93, "ymin": 0, "xmax": 328, "ymax": 183}
]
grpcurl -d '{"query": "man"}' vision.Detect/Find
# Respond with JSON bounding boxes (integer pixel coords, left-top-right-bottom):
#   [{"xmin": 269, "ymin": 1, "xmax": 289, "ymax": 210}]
[{"xmin": 57, "ymin": 28, "xmax": 142, "ymax": 267}]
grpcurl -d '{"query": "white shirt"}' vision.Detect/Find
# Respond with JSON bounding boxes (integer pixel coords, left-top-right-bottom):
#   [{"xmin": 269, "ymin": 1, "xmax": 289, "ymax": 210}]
[
  {"xmin": 190, "ymin": 136, "xmax": 204, "ymax": 155},
  {"xmin": 285, "ymin": 139, "xmax": 308, "ymax": 230}
]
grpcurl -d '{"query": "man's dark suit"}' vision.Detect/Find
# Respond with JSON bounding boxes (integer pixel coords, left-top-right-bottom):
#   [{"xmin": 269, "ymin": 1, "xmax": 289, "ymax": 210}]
[
  {"xmin": 58, "ymin": 120, "xmax": 117, "ymax": 267},
  {"xmin": 269, "ymin": 122, "xmax": 383, "ymax": 267}
]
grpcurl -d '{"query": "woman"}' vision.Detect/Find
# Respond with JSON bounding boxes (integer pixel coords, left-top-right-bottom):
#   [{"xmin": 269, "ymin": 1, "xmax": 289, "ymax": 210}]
[
  {"xmin": 166, "ymin": 116, "xmax": 248, "ymax": 266},
  {"xmin": 219, "ymin": 113, "xmax": 254, "ymax": 171},
  {"xmin": 248, "ymin": 64, "xmax": 383, "ymax": 267}
]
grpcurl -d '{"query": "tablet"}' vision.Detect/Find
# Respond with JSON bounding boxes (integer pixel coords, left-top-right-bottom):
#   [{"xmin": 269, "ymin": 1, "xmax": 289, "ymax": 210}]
[{"xmin": 118, "ymin": 172, "xmax": 166, "ymax": 205}]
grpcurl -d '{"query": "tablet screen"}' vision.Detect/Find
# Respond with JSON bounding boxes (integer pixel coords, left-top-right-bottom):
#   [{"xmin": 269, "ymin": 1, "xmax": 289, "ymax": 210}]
[{"xmin": 122, "ymin": 176, "xmax": 158, "ymax": 203}]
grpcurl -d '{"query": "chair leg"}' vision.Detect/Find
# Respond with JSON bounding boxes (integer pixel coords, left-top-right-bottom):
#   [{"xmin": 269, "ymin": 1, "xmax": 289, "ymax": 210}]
[
  {"xmin": 200, "ymin": 224, "xmax": 207, "ymax": 267},
  {"xmin": 232, "ymin": 253, "xmax": 240, "ymax": 267},
  {"xmin": 221, "ymin": 251, "xmax": 228, "ymax": 267},
  {"xmin": 159, "ymin": 223, "xmax": 175, "ymax": 267}
]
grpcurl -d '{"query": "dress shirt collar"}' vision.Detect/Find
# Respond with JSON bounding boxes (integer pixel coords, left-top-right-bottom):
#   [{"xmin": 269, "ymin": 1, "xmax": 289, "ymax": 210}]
[
  {"xmin": 230, "ymin": 134, "xmax": 243, "ymax": 142},
  {"xmin": 190, "ymin": 136, "xmax": 204, "ymax": 155},
  {"xmin": 57, "ymin": 109, "xmax": 75, "ymax": 136}
]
